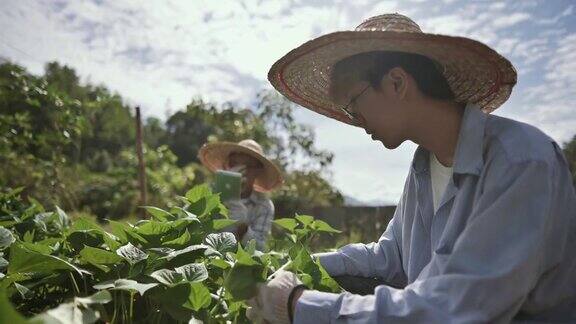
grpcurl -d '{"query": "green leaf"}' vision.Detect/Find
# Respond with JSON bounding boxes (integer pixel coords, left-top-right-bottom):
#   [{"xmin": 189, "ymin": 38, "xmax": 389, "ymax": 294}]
[
  {"xmin": 54, "ymin": 206, "xmax": 70, "ymax": 229},
  {"xmin": 135, "ymin": 221, "xmax": 172, "ymax": 237},
  {"xmin": 116, "ymin": 242, "xmax": 148, "ymax": 265},
  {"xmin": 0, "ymin": 227, "xmax": 15, "ymax": 250},
  {"xmin": 185, "ymin": 184, "xmax": 222, "ymax": 217},
  {"xmin": 212, "ymin": 219, "xmax": 237, "ymax": 230},
  {"xmin": 93, "ymin": 279, "xmax": 157, "ymax": 296},
  {"xmin": 175, "ymin": 263, "xmax": 208, "ymax": 283},
  {"xmin": 69, "ymin": 216, "xmax": 102, "ymax": 232},
  {"xmin": 209, "ymin": 258, "xmax": 231, "ymax": 269},
  {"xmin": 162, "ymin": 229, "xmax": 191, "ymax": 249},
  {"xmin": 295, "ymin": 215, "xmax": 314, "ymax": 227},
  {"xmin": 141, "ymin": 206, "xmax": 174, "ymax": 221},
  {"xmin": 75, "ymin": 290, "xmax": 112, "ymax": 306},
  {"xmin": 150, "ymin": 269, "xmax": 184, "ymax": 287},
  {"xmin": 185, "ymin": 184, "xmax": 212, "ymax": 204},
  {"xmin": 224, "ymin": 263, "xmax": 265, "ymax": 300},
  {"xmin": 312, "ymin": 220, "xmax": 341, "ymax": 233},
  {"xmin": 0, "ymin": 288, "xmax": 29, "ymax": 324},
  {"xmin": 13, "ymin": 282, "xmax": 32, "ymax": 299},
  {"xmin": 8, "ymin": 243, "xmax": 82, "ymax": 275},
  {"xmin": 273, "ymin": 218, "xmax": 298, "ymax": 233},
  {"xmin": 67, "ymin": 230, "xmax": 104, "ymax": 251},
  {"xmin": 234, "ymin": 244, "xmax": 258, "ymax": 266},
  {"xmin": 161, "ymin": 244, "xmax": 210, "ymax": 266},
  {"xmin": 187, "ymin": 282, "xmax": 211, "ymax": 311},
  {"xmin": 204, "ymin": 232, "xmax": 237, "ymax": 254},
  {"xmin": 0, "ymin": 256, "xmax": 8, "ymax": 270},
  {"xmin": 79, "ymin": 246, "xmax": 123, "ymax": 270}
]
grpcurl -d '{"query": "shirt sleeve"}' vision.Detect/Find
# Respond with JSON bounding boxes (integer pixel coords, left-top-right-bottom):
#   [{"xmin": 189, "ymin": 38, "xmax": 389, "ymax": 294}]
[
  {"xmin": 295, "ymin": 158, "xmax": 558, "ymax": 324},
  {"xmin": 315, "ymin": 182, "xmax": 408, "ymax": 286},
  {"xmin": 242, "ymin": 199, "xmax": 274, "ymax": 251}
]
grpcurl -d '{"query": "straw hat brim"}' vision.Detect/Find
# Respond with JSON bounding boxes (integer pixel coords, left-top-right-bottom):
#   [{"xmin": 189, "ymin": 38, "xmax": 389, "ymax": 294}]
[
  {"xmin": 198, "ymin": 142, "xmax": 284, "ymax": 192},
  {"xmin": 268, "ymin": 30, "xmax": 517, "ymax": 127}
]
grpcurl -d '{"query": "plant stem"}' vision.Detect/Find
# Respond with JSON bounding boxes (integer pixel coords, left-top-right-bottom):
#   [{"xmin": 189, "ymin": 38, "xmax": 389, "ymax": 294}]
[
  {"xmin": 68, "ymin": 272, "xmax": 80, "ymax": 295},
  {"xmin": 129, "ymin": 291, "xmax": 135, "ymax": 323}
]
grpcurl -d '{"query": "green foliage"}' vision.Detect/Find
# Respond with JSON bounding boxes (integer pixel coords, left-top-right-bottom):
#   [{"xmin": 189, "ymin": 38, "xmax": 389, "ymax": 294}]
[
  {"xmin": 0, "ymin": 185, "xmax": 341, "ymax": 323},
  {"xmin": 0, "ymin": 61, "xmax": 343, "ymax": 220}
]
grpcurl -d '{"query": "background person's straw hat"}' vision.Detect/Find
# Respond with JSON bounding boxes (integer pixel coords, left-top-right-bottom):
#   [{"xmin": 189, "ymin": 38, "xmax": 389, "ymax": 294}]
[
  {"xmin": 268, "ymin": 13, "xmax": 517, "ymax": 127},
  {"xmin": 198, "ymin": 139, "xmax": 283, "ymax": 192}
]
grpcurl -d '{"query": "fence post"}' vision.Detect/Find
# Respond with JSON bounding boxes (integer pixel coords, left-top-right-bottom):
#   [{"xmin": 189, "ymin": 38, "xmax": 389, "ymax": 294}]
[{"xmin": 135, "ymin": 106, "xmax": 147, "ymax": 218}]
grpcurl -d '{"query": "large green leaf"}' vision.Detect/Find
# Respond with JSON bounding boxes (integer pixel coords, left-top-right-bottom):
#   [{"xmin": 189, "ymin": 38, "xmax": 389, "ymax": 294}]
[
  {"xmin": 162, "ymin": 229, "xmax": 191, "ymax": 249},
  {"xmin": 8, "ymin": 243, "xmax": 82, "ymax": 275},
  {"xmin": 75, "ymin": 290, "xmax": 112, "ymax": 306},
  {"xmin": 79, "ymin": 246, "xmax": 123, "ymax": 271},
  {"xmin": 295, "ymin": 215, "xmax": 314, "ymax": 227},
  {"xmin": 175, "ymin": 263, "xmax": 208, "ymax": 283},
  {"xmin": 135, "ymin": 221, "xmax": 172, "ymax": 237},
  {"xmin": 312, "ymin": 220, "xmax": 341, "ymax": 233},
  {"xmin": 187, "ymin": 282, "xmax": 211, "ymax": 311},
  {"xmin": 234, "ymin": 244, "xmax": 258, "ymax": 266},
  {"xmin": 115, "ymin": 242, "xmax": 148, "ymax": 265},
  {"xmin": 93, "ymin": 279, "xmax": 158, "ymax": 296},
  {"xmin": 212, "ymin": 219, "xmax": 237, "ymax": 230},
  {"xmin": 67, "ymin": 230, "xmax": 104, "ymax": 251},
  {"xmin": 150, "ymin": 269, "xmax": 184, "ymax": 287},
  {"xmin": 224, "ymin": 263, "xmax": 265, "ymax": 301},
  {"xmin": 273, "ymin": 218, "xmax": 299, "ymax": 233},
  {"xmin": 141, "ymin": 206, "xmax": 174, "ymax": 221},
  {"xmin": 204, "ymin": 232, "xmax": 237, "ymax": 254},
  {"xmin": 161, "ymin": 244, "xmax": 210, "ymax": 267}
]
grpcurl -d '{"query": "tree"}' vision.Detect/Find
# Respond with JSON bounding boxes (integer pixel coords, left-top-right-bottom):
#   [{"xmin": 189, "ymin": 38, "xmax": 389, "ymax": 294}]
[{"xmin": 563, "ymin": 135, "xmax": 576, "ymax": 186}]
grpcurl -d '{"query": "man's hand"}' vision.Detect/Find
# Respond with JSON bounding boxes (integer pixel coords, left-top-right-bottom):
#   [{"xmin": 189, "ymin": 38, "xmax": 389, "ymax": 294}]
[{"xmin": 247, "ymin": 270, "xmax": 305, "ymax": 324}]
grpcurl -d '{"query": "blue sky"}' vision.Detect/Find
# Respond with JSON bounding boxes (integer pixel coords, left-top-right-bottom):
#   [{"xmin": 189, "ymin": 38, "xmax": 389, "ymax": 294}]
[{"xmin": 1, "ymin": 0, "xmax": 575, "ymax": 205}]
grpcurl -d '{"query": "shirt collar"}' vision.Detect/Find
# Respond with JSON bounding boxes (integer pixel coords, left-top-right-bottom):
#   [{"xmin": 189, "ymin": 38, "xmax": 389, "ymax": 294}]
[{"xmin": 411, "ymin": 103, "xmax": 487, "ymax": 176}]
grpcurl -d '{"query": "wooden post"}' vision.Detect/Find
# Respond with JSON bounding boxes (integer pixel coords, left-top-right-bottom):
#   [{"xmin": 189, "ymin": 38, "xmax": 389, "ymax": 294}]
[{"xmin": 135, "ymin": 106, "xmax": 147, "ymax": 218}]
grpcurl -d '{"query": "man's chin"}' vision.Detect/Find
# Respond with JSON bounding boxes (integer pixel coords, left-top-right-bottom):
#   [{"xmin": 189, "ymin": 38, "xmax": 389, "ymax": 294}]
[{"xmin": 378, "ymin": 138, "xmax": 402, "ymax": 150}]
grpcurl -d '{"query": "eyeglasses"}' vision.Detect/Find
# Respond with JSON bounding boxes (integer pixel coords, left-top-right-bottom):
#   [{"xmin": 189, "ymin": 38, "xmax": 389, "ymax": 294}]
[{"xmin": 340, "ymin": 85, "xmax": 370, "ymax": 123}]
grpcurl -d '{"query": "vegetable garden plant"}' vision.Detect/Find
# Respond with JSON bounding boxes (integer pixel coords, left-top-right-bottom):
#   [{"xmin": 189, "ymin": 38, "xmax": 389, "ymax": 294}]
[{"xmin": 0, "ymin": 185, "xmax": 342, "ymax": 323}]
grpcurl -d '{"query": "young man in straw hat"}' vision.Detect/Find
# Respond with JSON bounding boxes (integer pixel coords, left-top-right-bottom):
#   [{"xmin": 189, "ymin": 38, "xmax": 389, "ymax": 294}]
[
  {"xmin": 199, "ymin": 139, "xmax": 283, "ymax": 251},
  {"xmin": 247, "ymin": 13, "xmax": 576, "ymax": 323}
]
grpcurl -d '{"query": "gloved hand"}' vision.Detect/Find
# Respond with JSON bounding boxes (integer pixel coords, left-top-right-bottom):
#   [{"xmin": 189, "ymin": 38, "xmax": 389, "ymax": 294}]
[{"xmin": 247, "ymin": 270, "xmax": 305, "ymax": 324}]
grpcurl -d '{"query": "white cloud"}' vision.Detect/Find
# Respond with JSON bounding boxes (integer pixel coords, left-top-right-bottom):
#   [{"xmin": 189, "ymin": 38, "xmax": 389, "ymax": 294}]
[{"xmin": 1, "ymin": 0, "xmax": 574, "ymax": 204}]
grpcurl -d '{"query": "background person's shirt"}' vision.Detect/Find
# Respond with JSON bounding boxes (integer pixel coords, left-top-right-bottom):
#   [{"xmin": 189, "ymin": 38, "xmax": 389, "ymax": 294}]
[
  {"xmin": 299, "ymin": 104, "xmax": 576, "ymax": 323},
  {"xmin": 225, "ymin": 191, "xmax": 274, "ymax": 251}
]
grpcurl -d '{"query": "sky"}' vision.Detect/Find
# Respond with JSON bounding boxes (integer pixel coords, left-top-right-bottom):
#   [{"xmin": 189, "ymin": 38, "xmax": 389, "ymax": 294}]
[{"xmin": 1, "ymin": 0, "xmax": 575, "ymax": 205}]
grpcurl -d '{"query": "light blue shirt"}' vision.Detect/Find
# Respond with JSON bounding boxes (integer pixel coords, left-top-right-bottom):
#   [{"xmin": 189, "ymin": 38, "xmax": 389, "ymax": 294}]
[{"xmin": 295, "ymin": 104, "xmax": 576, "ymax": 323}]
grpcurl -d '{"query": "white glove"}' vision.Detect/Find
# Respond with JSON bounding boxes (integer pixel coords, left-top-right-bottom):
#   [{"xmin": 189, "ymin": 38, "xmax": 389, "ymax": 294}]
[
  {"xmin": 246, "ymin": 306, "xmax": 271, "ymax": 324},
  {"xmin": 247, "ymin": 270, "xmax": 304, "ymax": 324}
]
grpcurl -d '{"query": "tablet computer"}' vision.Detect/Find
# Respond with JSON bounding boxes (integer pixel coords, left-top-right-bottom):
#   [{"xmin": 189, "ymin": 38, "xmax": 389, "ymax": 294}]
[{"xmin": 213, "ymin": 170, "xmax": 242, "ymax": 202}]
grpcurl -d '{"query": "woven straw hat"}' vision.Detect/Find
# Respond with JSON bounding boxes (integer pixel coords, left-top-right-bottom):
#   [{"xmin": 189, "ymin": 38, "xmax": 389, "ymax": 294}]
[
  {"xmin": 198, "ymin": 139, "xmax": 283, "ymax": 192},
  {"xmin": 268, "ymin": 13, "xmax": 517, "ymax": 126}
]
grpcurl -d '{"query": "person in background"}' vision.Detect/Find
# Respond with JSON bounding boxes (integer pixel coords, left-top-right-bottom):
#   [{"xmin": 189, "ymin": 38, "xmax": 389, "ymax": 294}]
[
  {"xmin": 247, "ymin": 13, "xmax": 576, "ymax": 323},
  {"xmin": 199, "ymin": 139, "xmax": 283, "ymax": 251}
]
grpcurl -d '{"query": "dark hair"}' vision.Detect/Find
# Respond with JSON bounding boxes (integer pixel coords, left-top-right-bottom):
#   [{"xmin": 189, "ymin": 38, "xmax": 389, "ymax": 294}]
[{"xmin": 330, "ymin": 51, "xmax": 455, "ymax": 101}]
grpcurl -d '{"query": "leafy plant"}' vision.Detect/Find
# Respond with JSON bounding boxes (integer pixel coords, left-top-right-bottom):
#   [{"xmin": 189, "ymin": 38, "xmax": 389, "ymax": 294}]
[{"xmin": 0, "ymin": 185, "xmax": 341, "ymax": 323}]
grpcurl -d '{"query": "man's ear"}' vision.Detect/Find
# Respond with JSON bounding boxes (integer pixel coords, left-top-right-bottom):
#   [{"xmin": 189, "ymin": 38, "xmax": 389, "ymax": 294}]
[{"xmin": 387, "ymin": 67, "xmax": 408, "ymax": 99}]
